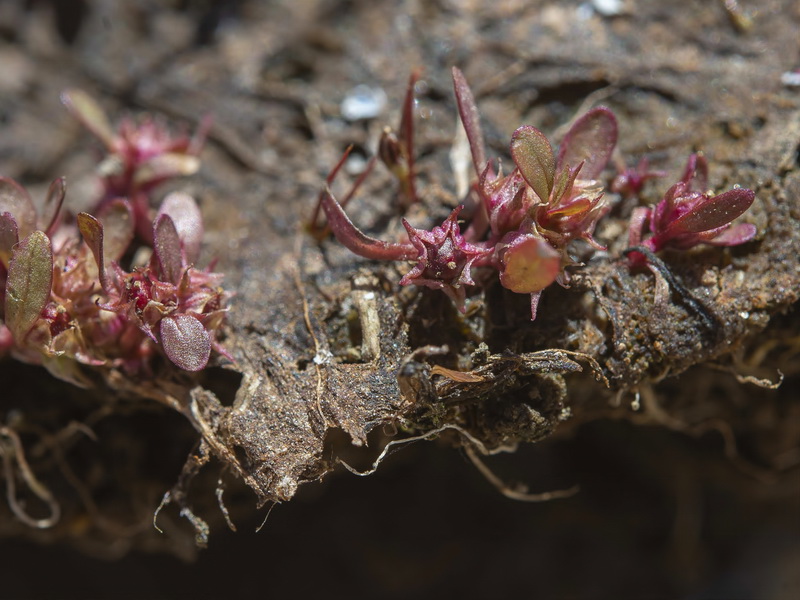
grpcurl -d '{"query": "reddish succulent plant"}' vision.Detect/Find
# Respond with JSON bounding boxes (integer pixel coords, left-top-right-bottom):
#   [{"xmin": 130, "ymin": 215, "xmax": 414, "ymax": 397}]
[
  {"xmin": 627, "ymin": 153, "xmax": 757, "ymax": 267},
  {"xmin": 316, "ymin": 68, "xmax": 619, "ymax": 319},
  {"xmin": 1, "ymin": 175, "xmax": 229, "ymax": 384},
  {"xmin": 61, "ymin": 89, "xmax": 209, "ymax": 240}
]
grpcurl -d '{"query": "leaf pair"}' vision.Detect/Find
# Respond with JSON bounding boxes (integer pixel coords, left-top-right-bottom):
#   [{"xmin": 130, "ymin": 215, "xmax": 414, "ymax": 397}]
[{"xmin": 510, "ymin": 107, "xmax": 618, "ymax": 205}]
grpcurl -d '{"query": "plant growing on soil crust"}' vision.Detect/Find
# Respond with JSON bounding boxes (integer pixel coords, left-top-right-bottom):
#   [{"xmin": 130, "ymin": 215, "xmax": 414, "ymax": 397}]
[
  {"xmin": 0, "ymin": 92, "xmax": 229, "ymax": 385},
  {"xmin": 314, "ymin": 68, "xmax": 758, "ymax": 318}
]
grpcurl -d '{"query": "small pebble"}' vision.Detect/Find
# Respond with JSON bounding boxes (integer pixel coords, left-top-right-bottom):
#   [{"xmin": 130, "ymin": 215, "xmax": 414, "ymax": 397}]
[{"xmin": 341, "ymin": 85, "xmax": 387, "ymax": 121}]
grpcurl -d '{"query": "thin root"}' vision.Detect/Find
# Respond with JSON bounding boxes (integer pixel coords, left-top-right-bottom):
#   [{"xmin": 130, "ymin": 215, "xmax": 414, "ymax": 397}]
[
  {"xmin": 0, "ymin": 426, "xmax": 61, "ymax": 529},
  {"xmin": 339, "ymin": 423, "xmax": 578, "ymax": 502}
]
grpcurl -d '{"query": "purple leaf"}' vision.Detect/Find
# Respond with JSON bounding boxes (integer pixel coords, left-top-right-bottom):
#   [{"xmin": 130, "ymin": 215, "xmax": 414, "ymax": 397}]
[
  {"xmin": 97, "ymin": 199, "xmax": 134, "ymax": 262},
  {"xmin": 160, "ymin": 314, "xmax": 211, "ymax": 371},
  {"xmin": 664, "ymin": 188, "xmax": 755, "ymax": 236},
  {"xmin": 5, "ymin": 231, "xmax": 53, "ymax": 342},
  {"xmin": 157, "ymin": 192, "xmax": 204, "ymax": 264},
  {"xmin": 704, "ymin": 222, "xmax": 757, "ymax": 246},
  {"xmin": 154, "ymin": 214, "xmax": 184, "ymax": 284},
  {"xmin": 77, "ymin": 212, "xmax": 109, "ymax": 291},
  {"xmin": 0, "ymin": 212, "xmax": 19, "ymax": 269},
  {"xmin": 320, "ymin": 187, "xmax": 416, "ymax": 261},
  {"xmin": 60, "ymin": 89, "xmax": 117, "ymax": 150},
  {"xmin": 0, "ymin": 176, "xmax": 37, "ymax": 238},
  {"xmin": 510, "ymin": 126, "xmax": 555, "ymax": 203},
  {"xmin": 557, "ymin": 107, "xmax": 617, "ymax": 180},
  {"xmin": 452, "ymin": 67, "xmax": 487, "ymax": 176}
]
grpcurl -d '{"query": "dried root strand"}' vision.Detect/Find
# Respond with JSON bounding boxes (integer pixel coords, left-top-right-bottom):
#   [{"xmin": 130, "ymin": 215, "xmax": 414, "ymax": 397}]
[
  {"xmin": 339, "ymin": 423, "xmax": 578, "ymax": 502},
  {"xmin": 153, "ymin": 441, "xmax": 211, "ymax": 547},
  {"xmin": 0, "ymin": 426, "xmax": 61, "ymax": 529}
]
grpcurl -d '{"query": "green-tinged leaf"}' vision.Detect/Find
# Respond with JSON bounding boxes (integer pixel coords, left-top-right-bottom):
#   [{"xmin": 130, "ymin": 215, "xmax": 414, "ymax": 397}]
[
  {"xmin": 557, "ymin": 107, "xmax": 617, "ymax": 180},
  {"xmin": 5, "ymin": 231, "xmax": 53, "ymax": 342},
  {"xmin": 160, "ymin": 314, "xmax": 211, "ymax": 371},
  {"xmin": 0, "ymin": 212, "xmax": 19, "ymax": 269},
  {"xmin": 154, "ymin": 214, "xmax": 183, "ymax": 284},
  {"xmin": 511, "ymin": 126, "xmax": 555, "ymax": 203},
  {"xmin": 0, "ymin": 176, "xmax": 37, "ymax": 238},
  {"xmin": 97, "ymin": 199, "xmax": 134, "ymax": 262},
  {"xmin": 77, "ymin": 212, "xmax": 108, "ymax": 291},
  {"xmin": 60, "ymin": 89, "xmax": 117, "ymax": 150},
  {"xmin": 499, "ymin": 234, "xmax": 560, "ymax": 294},
  {"xmin": 157, "ymin": 192, "xmax": 203, "ymax": 263},
  {"xmin": 452, "ymin": 67, "xmax": 487, "ymax": 175},
  {"xmin": 133, "ymin": 153, "xmax": 200, "ymax": 187},
  {"xmin": 666, "ymin": 188, "xmax": 756, "ymax": 235}
]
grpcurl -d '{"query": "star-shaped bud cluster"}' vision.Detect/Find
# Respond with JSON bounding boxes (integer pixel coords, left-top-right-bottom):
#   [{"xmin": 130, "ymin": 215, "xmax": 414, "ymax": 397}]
[{"xmin": 400, "ymin": 207, "xmax": 491, "ymax": 311}]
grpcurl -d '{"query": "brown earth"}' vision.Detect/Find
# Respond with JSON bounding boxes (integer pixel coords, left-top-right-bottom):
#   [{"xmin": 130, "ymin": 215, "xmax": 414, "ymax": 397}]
[{"xmin": 1, "ymin": 0, "xmax": 799, "ymax": 598}]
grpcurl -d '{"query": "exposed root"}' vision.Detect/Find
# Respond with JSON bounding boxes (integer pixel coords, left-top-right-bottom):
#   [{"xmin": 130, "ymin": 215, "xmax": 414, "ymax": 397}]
[
  {"xmin": 255, "ymin": 502, "xmax": 276, "ymax": 533},
  {"xmin": 0, "ymin": 426, "xmax": 61, "ymax": 529},
  {"xmin": 215, "ymin": 472, "xmax": 237, "ymax": 532},
  {"xmin": 464, "ymin": 445, "xmax": 579, "ymax": 502},
  {"xmin": 339, "ymin": 423, "xmax": 578, "ymax": 502},
  {"xmin": 706, "ymin": 362, "xmax": 784, "ymax": 389},
  {"xmin": 154, "ymin": 441, "xmax": 211, "ymax": 548}
]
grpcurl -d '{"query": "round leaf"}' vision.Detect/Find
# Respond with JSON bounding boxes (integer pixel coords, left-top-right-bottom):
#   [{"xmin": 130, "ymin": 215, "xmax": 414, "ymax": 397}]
[{"xmin": 160, "ymin": 314, "xmax": 211, "ymax": 371}]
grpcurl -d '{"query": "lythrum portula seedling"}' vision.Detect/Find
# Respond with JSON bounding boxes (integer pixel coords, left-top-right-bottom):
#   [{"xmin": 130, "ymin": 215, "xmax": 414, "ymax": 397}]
[
  {"xmin": 61, "ymin": 89, "xmax": 209, "ymax": 241},
  {"xmin": 626, "ymin": 153, "xmax": 756, "ymax": 268},
  {"xmin": 1, "ymin": 176, "xmax": 230, "ymax": 384},
  {"xmin": 316, "ymin": 68, "xmax": 618, "ymax": 319}
]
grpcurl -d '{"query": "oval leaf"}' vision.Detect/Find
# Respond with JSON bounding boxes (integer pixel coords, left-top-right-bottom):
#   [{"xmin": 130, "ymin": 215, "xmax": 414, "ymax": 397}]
[
  {"xmin": 557, "ymin": 107, "xmax": 618, "ymax": 180},
  {"xmin": 499, "ymin": 234, "xmax": 560, "ymax": 294},
  {"xmin": 666, "ymin": 188, "xmax": 755, "ymax": 236},
  {"xmin": 0, "ymin": 176, "xmax": 37, "ymax": 238},
  {"xmin": 154, "ymin": 213, "xmax": 184, "ymax": 284},
  {"xmin": 160, "ymin": 314, "xmax": 211, "ymax": 371},
  {"xmin": 5, "ymin": 231, "xmax": 53, "ymax": 342},
  {"xmin": 61, "ymin": 89, "xmax": 117, "ymax": 150},
  {"xmin": 705, "ymin": 222, "xmax": 757, "ymax": 246},
  {"xmin": 510, "ymin": 126, "xmax": 555, "ymax": 203},
  {"xmin": 157, "ymin": 192, "xmax": 203, "ymax": 264}
]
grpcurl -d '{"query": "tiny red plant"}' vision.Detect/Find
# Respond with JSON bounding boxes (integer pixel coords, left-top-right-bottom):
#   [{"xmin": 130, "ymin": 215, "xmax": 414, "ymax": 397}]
[
  {"xmin": 61, "ymin": 89, "xmax": 209, "ymax": 240},
  {"xmin": 1, "ymin": 176, "xmax": 230, "ymax": 383},
  {"xmin": 627, "ymin": 153, "xmax": 756, "ymax": 267},
  {"xmin": 318, "ymin": 68, "xmax": 618, "ymax": 319}
]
